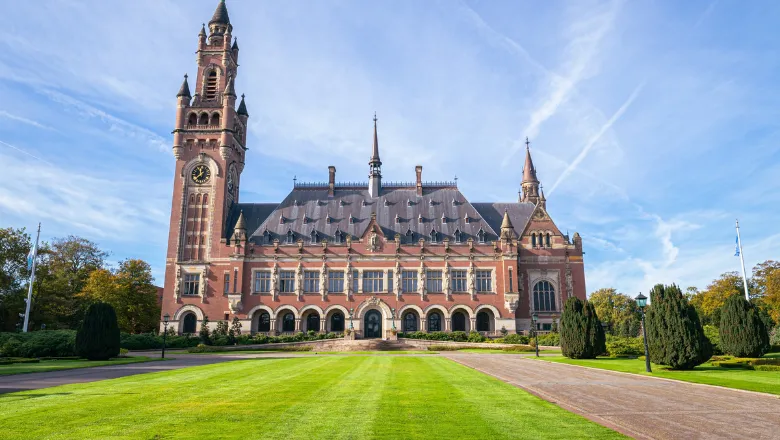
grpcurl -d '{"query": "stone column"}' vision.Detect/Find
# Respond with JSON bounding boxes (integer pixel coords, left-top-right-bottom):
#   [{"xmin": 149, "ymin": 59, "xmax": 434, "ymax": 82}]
[
  {"xmin": 320, "ymin": 316, "xmax": 327, "ymax": 333},
  {"xmin": 421, "ymin": 318, "xmax": 427, "ymax": 333},
  {"xmin": 445, "ymin": 318, "xmax": 451, "ymax": 332},
  {"xmin": 295, "ymin": 318, "xmax": 301, "ymax": 332}
]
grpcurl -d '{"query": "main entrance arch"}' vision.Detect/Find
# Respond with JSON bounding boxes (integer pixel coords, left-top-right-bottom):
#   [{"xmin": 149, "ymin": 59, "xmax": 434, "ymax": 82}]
[{"xmin": 364, "ymin": 310, "xmax": 382, "ymax": 338}]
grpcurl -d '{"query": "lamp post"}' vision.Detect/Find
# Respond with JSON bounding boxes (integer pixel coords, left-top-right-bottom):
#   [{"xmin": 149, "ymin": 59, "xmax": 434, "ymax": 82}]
[
  {"xmin": 635, "ymin": 293, "xmax": 651, "ymax": 373},
  {"xmin": 349, "ymin": 307, "xmax": 354, "ymax": 331},
  {"xmin": 531, "ymin": 313, "xmax": 539, "ymax": 357},
  {"xmin": 161, "ymin": 314, "xmax": 170, "ymax": 359}
]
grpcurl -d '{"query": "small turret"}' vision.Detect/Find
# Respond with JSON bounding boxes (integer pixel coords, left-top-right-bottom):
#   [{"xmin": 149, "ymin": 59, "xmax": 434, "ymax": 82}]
[
  {"xmin": 208, "ymin": 0, "xmax": 232, "ymax": 45},
  {"xmin": 368, "ymin": 113, "xmax": 382, "ymax": 198},
  {"xmin": 237, "ymin": 94, "xmax": 249, "ymax": 117},
  {"xmin": 500, "ymin": 210, "xmax": 517, "ymax": 241},
  {"xmin": 231, "ymin": 211, "xmax": 247, "ymax": 244},
  {"xmin": 520, "ymin": 137, "xmax": 541, "ymax": 203},
  {"xmin": 224, "ymin": 75, "xmax": 236, "ymax": 97},
  {"xmin": 176, "ymin": 74, "xmax": 191, "ymax": 100}
]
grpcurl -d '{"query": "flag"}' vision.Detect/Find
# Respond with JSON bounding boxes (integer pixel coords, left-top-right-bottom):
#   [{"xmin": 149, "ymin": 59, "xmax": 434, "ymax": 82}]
[
  {"xmin": 734, "ymin": 235, "xmax": 740, "ymax": 257},
  {"xmin": 27, "ymin": 241, "xmax": 37, "ymax": 271}
]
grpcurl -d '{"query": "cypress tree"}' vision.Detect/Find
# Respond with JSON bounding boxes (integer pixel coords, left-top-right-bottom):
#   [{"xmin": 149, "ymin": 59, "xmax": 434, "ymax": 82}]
[
  {"xmin": 719, "ymin": 294, "xmax": 770, "ymax": 357},
  {"xmin": 646, "ymin": 284, "xmax": 712, "ymax": 370},
  {"xmin": 75, "ymin": 302, "xmax": 120, "ymax": 361},
  {"xmin": 561, "ymin": 297, "xmax": 590, "ymax": 358},
  {"xmin": 585, "ymin": 300, "xmax": 607, "ymax": 357}
]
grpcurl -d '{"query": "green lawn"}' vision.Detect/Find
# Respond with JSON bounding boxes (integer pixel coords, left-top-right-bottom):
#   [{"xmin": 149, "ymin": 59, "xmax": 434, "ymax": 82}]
[
  {"xmin": 0, "ymin": 357, "xmax": 157, "ymax": 376},
  {"xmin": 0, "ymin": 357, "xmax": 622, "ymax": 439},
  {"xmin": 539, "ymin": 355, "xmax": 780, "ymax": 395}
]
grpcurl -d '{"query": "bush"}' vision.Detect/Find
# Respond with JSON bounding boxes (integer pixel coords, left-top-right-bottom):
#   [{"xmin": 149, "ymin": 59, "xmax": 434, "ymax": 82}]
[
  {"xmin": 450, "ymin": 331, "xmax": 468, "ymax": 342},
  {"xmin": 187, "ymin": 344, "xmax": 226, "ymax": 353},
  {"xmin": 503, "ymin": 334, "xmax": 530, "ymax": 345},
  {"xmin": 467, "ymin": 331, "xmax": 485, "ymax": 343},
  {"xmin": 76, "ymin": 303, "xmax": 121, "ymax": 361},
  {"xmin": 199, "ymin": 316, "xmax": 211, "ymax": 345},
  {"xmin": 703, "ymin": 325, "xmax": 722, "ymax": 355},
  {"xmin": 0, "ymin": 331, "xmax": 77, "ymax": 358},
  {"xmin": 770, "ymin": 326, "xmax": 780, "ymax": 346},
  {"xmin": 754, "ymin": 365, "xmax": 780, "ymax": 371},
  {"xmin": 605, "ymin": 335, "xmax": 644, "ymax": 357},
  {"xmin": 119, "ymin": 333, "xmax": 200, "ymax": 350},
  {"xmin": 646, "ymin": 284, "xmax": 712, "ymax": 370},
  {"xmin": 428, "ymin": 345, "xmax": 458, "ymax": 351},
  {"xmin": 214, "ymin": 321, "xmax": 229, "ymax": 337},
  {"xmin": 537, "ymin": 332, "xmax": 561, "ymax": 347},
  {"xmin": 560, "ymin": 297, "xmax": 604, "ymax": 359},
  {"xmin": 0, "ymin": 357, "xmax": 40, "ymax": 365},
  {"xmin": 719, "ymin": 294, "xmax": 770, "ymax": 358},
  {"xmin": 502, "ymin": 345, "xmax": 535, "ymax": 352},
  {"xmin": 119, "ymin": 348, "xmax": 129, "ymax": 356}
]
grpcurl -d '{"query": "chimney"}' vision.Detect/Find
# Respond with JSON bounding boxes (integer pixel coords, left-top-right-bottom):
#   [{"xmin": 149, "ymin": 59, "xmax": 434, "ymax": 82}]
[
  {"xmin": 328, "ymin": 166, "xmax": 336, "ymax": 197},
  {"xmin": 415, "ymin": 165, "xmax": 423, "ymax": 196}
]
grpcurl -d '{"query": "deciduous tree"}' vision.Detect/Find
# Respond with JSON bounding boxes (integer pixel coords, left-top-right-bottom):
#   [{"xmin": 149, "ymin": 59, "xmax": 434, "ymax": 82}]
[{"xmin": 589, "ymin": 288, "xmax": 641, "ymax": 337}]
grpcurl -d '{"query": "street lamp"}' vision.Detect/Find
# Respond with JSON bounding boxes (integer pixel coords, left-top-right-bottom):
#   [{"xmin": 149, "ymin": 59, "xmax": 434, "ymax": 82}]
[
  {"xmin": 531, "ymin": 313, "xmax": 539, "ymax": 357},
  {"xmin": 349, "ymin": 307, "xmax": 354, "ymax": 330},
  {"xmin": 162, "ymin": 314, "xmax": 170, "ymax": 359},
  {"xmin": 635, "ymin": 293, "xmax": 651, "ymax": 373}
]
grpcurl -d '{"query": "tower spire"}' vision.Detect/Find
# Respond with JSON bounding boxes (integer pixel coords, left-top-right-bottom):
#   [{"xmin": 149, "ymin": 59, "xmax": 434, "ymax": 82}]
[
  {"xmin": 176, "ymin": 74, "xmax": 191, "ymax": 99},
  {"xmin": 520, "ymin": 137, "xmax": 541, "ymax": 203},
  {"xmin": 368, "ymin": 112, "xmax": 382, "ymax": 198},
  {"xmin": 207, "ymin": 0, "xmax": 232, "ymax": 44}
]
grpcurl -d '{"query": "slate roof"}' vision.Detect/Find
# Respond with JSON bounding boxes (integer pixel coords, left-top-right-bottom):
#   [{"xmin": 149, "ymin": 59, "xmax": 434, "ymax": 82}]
[
  {"xmin": 209, "ymin": 0, "xmax": 230, "ymax": 25},
  {"xmin": 225, "ymin": 187, "xmax": 536, "ymax": 244}
]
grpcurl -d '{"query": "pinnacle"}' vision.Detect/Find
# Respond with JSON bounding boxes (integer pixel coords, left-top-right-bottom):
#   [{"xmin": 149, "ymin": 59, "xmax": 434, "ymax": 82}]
[{"xmin": 176, "ymin": 74, "xmax": 191, "ymax": 98}]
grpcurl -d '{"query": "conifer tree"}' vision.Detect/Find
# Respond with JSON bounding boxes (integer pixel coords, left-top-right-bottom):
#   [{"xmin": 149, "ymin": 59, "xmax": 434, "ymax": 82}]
[
  {"xmin": 75, "ymin": 302, "xmax": 120, "ymax": 360},
  {"xmin": 199, "ymin": 315, "xmax": 211, "ymax": 345},
  {"xmin": 585, "ymin": 300, "xmax": 607, "ymax": 357},
  {"xmin": 719, "ymin": 294, "xmax": 770, "ymax": 357},
  {"xmin": 646, "ymin": 283, "xmax": 712, "ymax": 369}
]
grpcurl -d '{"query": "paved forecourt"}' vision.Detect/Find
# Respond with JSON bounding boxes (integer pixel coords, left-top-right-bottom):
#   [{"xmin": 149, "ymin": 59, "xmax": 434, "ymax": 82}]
[{"xmin": 443, "ymin": 353, "xmax": 780, "ymax": 440}]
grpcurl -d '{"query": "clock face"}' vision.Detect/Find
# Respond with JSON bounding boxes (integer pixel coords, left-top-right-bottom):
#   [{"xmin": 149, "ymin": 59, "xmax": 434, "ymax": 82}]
[{"xmin": 191, "ymin": 165, "xmax": 211, "ymax": 184}]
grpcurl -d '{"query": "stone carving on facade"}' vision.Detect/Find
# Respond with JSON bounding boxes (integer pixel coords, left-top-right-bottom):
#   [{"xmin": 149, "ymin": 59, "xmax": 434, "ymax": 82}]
[
  {"xmin": 345, "ymin": 261, "xmax": 353, "ymax": 300},
  {"xmin": 504, "ymin": 292, "xmax": 519, "ymax": 313},
  {"xmin": 295, "ymin": 263, "xmax": 303, "ymax": 301},
  {"xmin": 174, "ymin": 266, "xmax": 182, "ymax": 301},
  {"xmin": 270, "ymin": 263, "xmax": 279, "ymax": 300},
  {"xmin": 468, "ymin": 262, "xmax": 477, "ymax": 300},
  {"xmin": 443, "ymin": 263, "xmax": 452, "ymax": 300},
  {"xmin": 367, "ymin": 296, "xmax": 381, "ymax": 307},
  {"xmin": 320, "ymin": 262, "xmax": 328, "ymax": 299},
  {"xmin": 418, "ymin": 261, "xmax": 427, "ymax": 299},
  {"xmin": 227, "ymin": 293, "xmax": 243, "ymax": 313},
  {"xmin": 200, "ymin": 267, "xmax": 207, "ymax": 303},
  {"xmin": 367, "ymin": 226, "xmax": 379, "ymax": 252}
]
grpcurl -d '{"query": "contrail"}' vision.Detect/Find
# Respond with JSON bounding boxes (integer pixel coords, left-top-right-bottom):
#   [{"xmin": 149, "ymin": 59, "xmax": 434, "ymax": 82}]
[
  {"xmin": 0, "ymin": 139, "xmax": 55, "ymax": 166},
  {"xmin": 548, "ymin": 81, "xmax": 645, "ymax": 195}
]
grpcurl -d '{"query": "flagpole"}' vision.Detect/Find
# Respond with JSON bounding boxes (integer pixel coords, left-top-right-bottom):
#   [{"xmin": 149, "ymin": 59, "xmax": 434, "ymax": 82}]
[
  {"xmin": 735, "ymin": 219, "xmax": 749, "ymax": 301},
  {"xmin": 23, "ymin": 223, "xmax": 41, "ymax": 333}
]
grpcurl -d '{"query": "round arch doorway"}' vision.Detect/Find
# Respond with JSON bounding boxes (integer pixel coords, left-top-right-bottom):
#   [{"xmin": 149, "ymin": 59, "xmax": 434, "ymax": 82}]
[{"xmin": 364, "ymin": 310, "xmax": 383, "ymax": 338}]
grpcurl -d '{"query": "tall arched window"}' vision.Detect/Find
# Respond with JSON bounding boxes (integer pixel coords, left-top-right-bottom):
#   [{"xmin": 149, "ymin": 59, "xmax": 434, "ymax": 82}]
[
  {"xmin": 546, "ymin": 233, "xmax": 551, "ymax": 248},
  {"xmin": 286, "ymin": 230, "xmax": 294, "ymax": 244},
  {"xmin": 188, "ymin": 113, "xmax": 197, "ymax": 125},
  {"xmin": 454, "ymin": 229, "xmax": 462, "ymax": 244},
  {"xmin": 405, "ymin": 229, "xmax": 413, "ymax": 244},
  {"xmin": 428, "ymin": 312, "xmax": 442, "ymax": 332},
  {"xmin": 205, "ymin": 71, "xmax": 218, "ymax": 99},
  {"xmin": 430, "ymin": 229, "xmax": 437, "ymax": 243},
  {"xmin": 330, "ymin": 312, "xmax": 345, "ymax": 332},
  {"xmin": 182, "ymin": 313, "xmax": 197, "ymax": 334},
  {"xmin": 310, "ymin": 230, "xmax": 318, "ymax": 244},
  {"xmin": 282, "ymin": 312, "xmax": 295, "ymax": 332},
  {"xmin": 403, "ymin": 313, "xmax": 418, "ymax": 332},
  {"xmin": 477, "ymin": 229, "xmax": 486, "ymax": 243},
  {"xmin": 533, "ymin": 280, "xmax": 556, "ymax": 312},
  {"xmin": 476, "ymin": 311, "xmax": 491, "ymax": 332},
  {"xmin": 198, "ymin": 112, "xmax": 209, "ymax": 125},
  {"xmin": 210, "ymin": 112, "xmax": 220, "ymax": 126},
  {"xmin": 203, "ymin": 194, "xmax": 208, "ymax": 204},
  {"xmin": 258, "ymin": 312, "xmax": 270, "ymax": 332},
  {"xmin": 452, "ymin": 312, "xmax": 467, "ymax": 332},
  {"xmin": 532, "ymin": 233, "xmax": 537, "ymax": 247}
]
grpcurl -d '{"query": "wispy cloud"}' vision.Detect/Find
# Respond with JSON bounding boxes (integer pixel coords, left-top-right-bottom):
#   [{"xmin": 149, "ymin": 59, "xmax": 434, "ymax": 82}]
[
  {"xmin": 0, "ymin": 110, "xmax": 54, "ymax": 131},
  {"xmin": 0, "ymin": 139, "xmax": 54, "ymax": 166}
]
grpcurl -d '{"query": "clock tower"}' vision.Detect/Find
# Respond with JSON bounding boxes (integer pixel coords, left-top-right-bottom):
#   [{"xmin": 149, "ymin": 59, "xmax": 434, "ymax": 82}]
[{"xmin": 165, "ymin": 0, "xmax": 248, "ymax": 269}]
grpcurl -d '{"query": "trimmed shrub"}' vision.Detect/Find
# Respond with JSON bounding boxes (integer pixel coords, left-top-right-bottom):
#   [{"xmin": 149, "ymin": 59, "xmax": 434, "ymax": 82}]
[
  {"xmin": 467, "ymin": 331, "xmax": 485, "ymax": 343},
  {"xmin": 76, "ymin": 302, "xmax": 121, "ymax": 361},
  {"xmin": 503, "ymin": 334, "xmax": 530, "ymax": 345},
  {"xmin": 428, "ymin": 345, "xmax": 458, "ymax": 351},
  {"xmin": 646, "ymin": 284, "xmax": 712, "ymax": 370},
  {"xmin": 719, "ymin": 294, "xmax": 770, "ymax": 358},
  {"xmin": 703, "ymin": 325, "xmax": 722, "ymax": 355},
  {"xmin": 537, "ymin": 332, "xmax": 561, "ymax": 347},
  {"xmin": 605, "ymin": 335, "xmax": 644, "ymax": 357},
  {"xmin": 213, "ymin": 321, "xmax": 229, "ymax": 337},
  {"xmin": 0, "ymin": 331, "xmax": 77, "ymax": 358},
  {"xmin": 187, "ymin": 344, "xmax": 226, "ymax": 353},
  {"xmin": 502, "ymin": 345, "xmax": 535, "ymax": 352},
  {"xmin": 560, "ymin": 298, "xmax": 604, "ymax": 358},
  {"xmin": 754, "ymin": 365, "xmax": 780, "ymax": 371},
  {"xmin": 450, "ymin": 331, "xmax": 468, "ymax": 342}
]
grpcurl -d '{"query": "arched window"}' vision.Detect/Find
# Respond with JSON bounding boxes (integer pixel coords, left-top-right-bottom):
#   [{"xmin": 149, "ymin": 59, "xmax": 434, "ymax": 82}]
[
  {"xmin": 452, "ymin": 311, "xmax": 467, "ymax": 332},
  {"xmin": 188, "ymin": 113, "xmax": 197, "ymax": 125},
  {"xmin": 330, "ymin": 312, "xmax": 345, "ymax": 332},
  {"xmin": 306, "ymin": 313, "xmax": 320, "ymax": 332},
  {"xmin": 262, "ymin": 230, "xmax": 271, "ymax": 244},
  {"xmin": 405, "ymin": 229, "xmax": 413, "ymax": 244},
  {"xmin": 258, "ymin": 312, "xmax": 270, "ymax": 332},
  {"xmin": 182, "ymin": 313, "xmax": 197, "ymax": 334},
  {"xmin": 477, "ymin": 229, "xmax": 486, "ymax": 243},
  {"xmin": 454, "ymin": 229, "xmax": 462, "ymax": 244},
  {"xmin": 282, "ymin": 312, "xmax": 295, "ymax": 332},
  {"xmin": 189, "ymin": 194, "xmax": 195, "ymax": 204},
  {"xmin": 205, "ymin": 71, "xmax": 218, "ymax": 99},
  {"xmin": 546, "ymin": 233, "xmax": 551, "ymax": 248},
  {"xmin": 196, "ymin": 194, "xmax": 202, "ymax": 204},
  {"xmin": 334, "ymin": 229, "xmax": 343, "ymax": 244},
  {"xmin": 286, "ymin": 230, "xmax": 294, "ymax": 244},
  {"xmin": 203, "ymin": 194, "xmax": 208, "ymax": 204},
  {"xmin": 403, "ymin": 313, "xmax": 418, "ymax": 332},
  {"xmin": 533, "ymin": 280, "xmax": 556, "ymax": 312},
  {"xmin": 476, "ymin": 311, "xmax": 491, "ymax": 332},
  {"xmin": 430, "ymin": 229, "xmax": 437, "ymax": 243},
  {"xmin": 198, "ymin": 112, "xmax": 209, "ymax": 125},
  {"xmin": 310, "ymin": 230, "xmax": 318, "ymax": 244},
  {"xmin": 532, "ymin": 233, "xmax": 537, "ymax": 247},
  {"xmin": 210, "ymin": 113, "xmax": 220, "ymax": 126},
  {"xmin": 428, "ymin": 312, "xmax": 442, "ymax": 332}
]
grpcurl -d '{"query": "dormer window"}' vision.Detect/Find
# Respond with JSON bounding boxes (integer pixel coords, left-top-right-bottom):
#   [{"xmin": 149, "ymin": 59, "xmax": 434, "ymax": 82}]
[
  {"xmin": 441, "ymin": 213, "xmax": 446, "ymax": 223},
  {"xmin": 326, "ymin": 214, "xmax": 331, "ymax": 224},
  {"xmin": 303, "ymin": 216, "xmax": 309, "ymax": 225},
  {"xmin": 405, "ymin": 229, "xmax": 413, "ymax": 244},
  {"xmin": 286, "ymin": 230, "xmax": 294, "ymax": 244},
  {"xmin": 384, "ymin": 199, "xmax": 390, "ymax": 207},
  {"xmin": 292, "ymin": 199, "xmax": 298, "ymax": 206},
  {"xmin": 279, "ymin": 216, "xmax": 285, "ymax": 225},
  {"xmin": 451, "ymin": 199, "xmax": 457, "ymax": 206},
  {"xmin": 464, "ymin": 213, "xmax": 470, "ymax": 224},
  {"xmin": 349, "ymin": 214, "xmax": 355, "ymax": 224},
  {"xmin": 262, "ymin": 230, "xmax": 271, "ymax": 244},
  {"xmin": 395, "ymin": 214, "xmax": 400, "ymax": 224},
  {"xmin": 407, "ymin": 200, "xmax": 412, "ymax": 207},
  {"xmin": 361, "ymin": 200, "xmax": 367, "ymax": 207},
  {"xmin": 339, "ymin": 200, "xmax": 346, "ymax": 207},
  {"xmin": 454, "ymin": 229, "xmax": 462, "ymax": 244},
  {"xmin": 477, "ymin": 228, "xmax": 486, "ymax": 243},
  {"xmin": 430, "ymin": 229, "xmax": 437, "ymax": 243},
  {"xmin": 335, "ymin": 229, "xmax": 343, "ymax": 244},
  {"xmin": 418, "ymin": 214, "xmax": 423, "ymax": 223},
  {"xmin": 429, "ymin": 199, "xmax": 434, "ymax": 207},
  {"xmin": 310, "ymin": 230, "xmax": 318, "ymax": 244}
]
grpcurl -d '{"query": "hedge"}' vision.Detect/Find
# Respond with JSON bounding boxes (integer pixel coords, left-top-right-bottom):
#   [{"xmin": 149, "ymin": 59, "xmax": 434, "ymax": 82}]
[
  {"xmin": 0, "ymin": 331, "xmax": 77, "ymax": 358},
  {"xmin": 605, "ymin": 335, "xmax": 644, "ymax": 357}
]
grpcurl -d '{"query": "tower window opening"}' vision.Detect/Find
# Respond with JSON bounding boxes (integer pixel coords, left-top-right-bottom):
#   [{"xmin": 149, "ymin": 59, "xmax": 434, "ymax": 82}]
[
  {"xmin": 198, "ymin": 113, "xmax": 209, "ymax": 125},
  {"xmin": 188, "ymin": 113, "xmax": 197, "ymax": 125},
  {"xmin": 546, "ymin": 233, "xmax": 551, "ymax": 248},
  {"xmin": 210, "ymin": 113, "xmax": 220, "ymax": 126},
  {"xmin": 205, "ymin": 71, "xmax": 218, "ymax": 100}
]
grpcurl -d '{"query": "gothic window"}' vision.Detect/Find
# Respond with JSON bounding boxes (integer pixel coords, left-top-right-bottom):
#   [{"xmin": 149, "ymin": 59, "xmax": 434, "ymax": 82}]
[
  {"xmin": 387, "ymin": 270, "xmax": 393, "ymax": 293},
  {"xmin": 198, "ymin": 112, "xmax": 209, "ymax": 125},
  {"xmin": 328, "ymin": 271, "xmax": 344, "ymax": 293},
  {"xmin": 335, "ymin": 229, "xmax": 343, "ymax": 244},
  {"xmin": 330, "ymin": 312, "xmax": 345, "ymax": 332},
  {"xmin": 426, "ymin": 270, "xmax": 443, "ymax": 293},
  {"xmin": 430, "ymin": 229, "xmax": 437, "ymax": 243},
  {"xmin": 454, "ymin": 229, "xmax": 462, "ymax": 244},
  {"xmin": 477, "ymin": 229, "xmax": 486, "ymax": 243},
  {"xmin": 310, "ymin": 230, "xmax": 318, "ymax": 244},
  {"xmin": 533, "ymin": 280, "xmax": 556, "ymax": 312},
  {"xmin": 258, "ymin": 312, "xmax": 271, "ymax": 332},
  {"xmin": 362, "ymin": 271, "xmax": 383, "ymax": 293},
  {"xmin": 452, "ymin": 312, "xmax": 467, "ymax": 332},
  {"xmin": 451, "ymin": 270, "xmax": 467, "ymax": 292},
  {"xmin": 403, "ymin": 313, "xmax": 418, "ymax": 332},
  {"xmin": 476, "ymin": 311, "xmax": 491, "ymax": 332},
  {"xmin": 183, "ymin": 273, "xmax": 200, "ymax": 296},
  {"xmin": 476, "ymin": 270, "xmax": 492, "ymax": 292},
  {"xmin": 286, "ymin": 230, "xmax": 294, "ymax": 244},
  {"xmin": 189, "ymin": 194, "xmax": 195, "ymax": 204},
  {"xmin": 546, "ymin": 233, "xmax": 551, "ymax": 248},
  {"xmin": 279, "ymin": 271, "xmax": 295, "ymax": 293},
  {"xmin": 188, "ymin": 113, "xmax": 197, "ymax": 125},
  {"xmin": 210, "ymin": 112, "xmax": 220, "ymax": 126},
  {"xmin": 405, "ymin": 229, "xmax": 413, "ymax": 244},
  {"xmin": 303, "ymin": 271, "xmax": 320, "ymax": 293},
  {"xmin": 281, "ymin": 312, "xmax": 295, "ymax": 332},
  {"xmin": 224, "ymin": 273, "xmax": 230, "ymax": 294},
  {"xmin": 532, "ymin": 233, "xmax": 537, "ymax": 247},
  {"xmin": 254, "ymin": 271, "xmax": 270, "ymax": 293},
  {"xmin": 196, "ymin": 194, "xmax": 202, "ymax": 204},
  {"xmin": 205, "ymin": 70, "xmax": 218, "ymax": 100},
  {"xmin": 401, "ymin": 271, "xmax": 418, "ymax": 293},
  {"xmin": 182, "ymin": 313, "xmax": 197, "ymax": 334},
  {"xmin": 428, "ymin": 312, "xmax": 442, "ymax": 332}
]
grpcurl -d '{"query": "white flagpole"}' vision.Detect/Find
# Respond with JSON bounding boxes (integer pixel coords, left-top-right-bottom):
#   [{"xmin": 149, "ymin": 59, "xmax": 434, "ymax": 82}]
[
  {"xmin": 23, "ymin": 223, "xmax": 41, "ymax": 332},
  {"xmin": 735, "ymin": 219, "xmax": 749, "ymax": 301}
]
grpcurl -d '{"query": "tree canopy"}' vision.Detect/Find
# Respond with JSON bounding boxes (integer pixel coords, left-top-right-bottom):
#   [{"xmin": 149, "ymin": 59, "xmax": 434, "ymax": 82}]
[{"xmin": 588, "ymin": 288, "xmax": 641, "ymax": 337}]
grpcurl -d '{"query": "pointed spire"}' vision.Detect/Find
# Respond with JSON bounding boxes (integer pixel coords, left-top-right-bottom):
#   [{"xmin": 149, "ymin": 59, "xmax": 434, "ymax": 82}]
[
  {"xmin": 522, "ymin": 137, "xmax": 538, "ymax": 184},
  {"xmin": 500, "ymin": 209, "xmax": 517, "ymax": 240},
  {"xmin": 199, "ymin": 23, "xmax": 207, "ymax": 37},
  {"xmin": 209, "ymin": 0, "xmax": 230, "ymax": 25},
  {"xmin": 235, "ymin": 210, "xmax": 246, "ymax": 231},
  {"xmin": 501, "ymin": 209, "xmax": 514, "ymax": 230},
  {"xmin": 370, "ymin": 112, "xmax": 381, "ymax": 165},
  {"xmin": 231, "ymin": 37, "xmax": 239, "ymax": 51},
  {"xmin": 231, "ymin": 210, "xmax": 247, "ymax": 244},
  {"xmin": 540, "ymin": 185, "xmax": 546, "ymax": 201},
  {"xmin": 224, "ymin": 75, "xmax": 236, "ymax": 96},
  {"xmin": 177, "ymin": 74, "xmax": 191, "ymax": 99},
  {"xmin": 237, "ymin": 93, "xmax": 248, "ymax": 116}
]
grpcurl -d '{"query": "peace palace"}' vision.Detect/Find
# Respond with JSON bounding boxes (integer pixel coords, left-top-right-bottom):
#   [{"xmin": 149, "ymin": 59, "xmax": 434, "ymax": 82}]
[{"xmin": 161, "ymin": 0, "xmax": 587, "ymax": 338}]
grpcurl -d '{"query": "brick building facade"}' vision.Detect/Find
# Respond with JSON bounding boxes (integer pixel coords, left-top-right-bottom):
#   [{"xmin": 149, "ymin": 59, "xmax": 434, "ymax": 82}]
[{"xmin": 161, "ymin": 0, "xmax": 587, "ymax": 337}]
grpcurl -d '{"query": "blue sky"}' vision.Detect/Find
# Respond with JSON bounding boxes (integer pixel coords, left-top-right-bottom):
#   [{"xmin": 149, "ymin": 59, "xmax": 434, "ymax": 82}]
[{"xmin": 1, "ymin": 0, "xmax": 778, "ymax": 296}]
